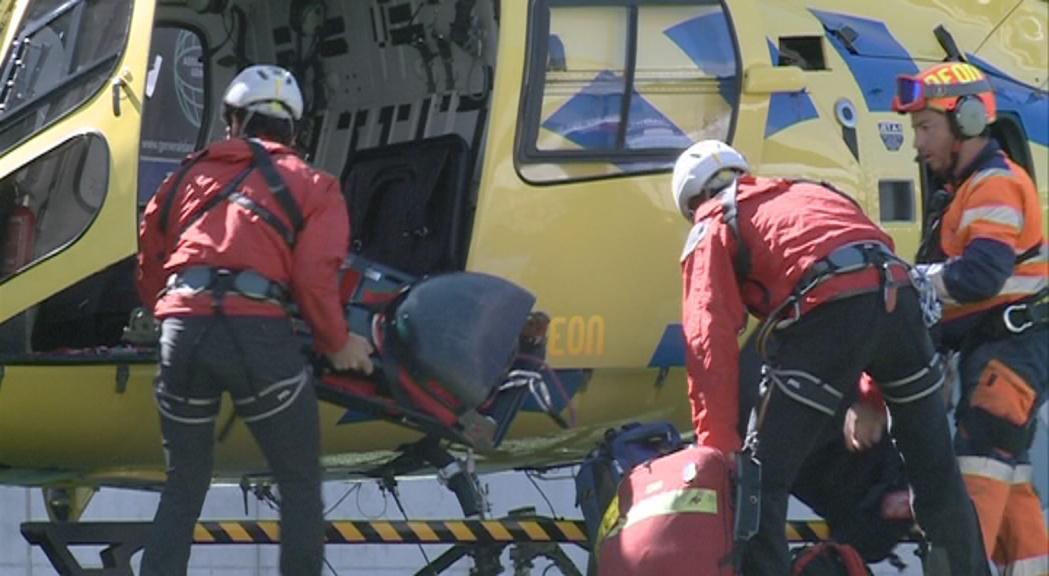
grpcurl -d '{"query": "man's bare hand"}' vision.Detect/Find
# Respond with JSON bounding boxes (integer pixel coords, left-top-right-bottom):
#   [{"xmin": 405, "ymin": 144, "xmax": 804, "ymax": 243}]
[
  {"xmin": 844, "ymin": 402, "xmax": 887, "ymax": 452},
  {"xmin": 326, "ymin": 333, "xmax": 375, "ymax": 374}
]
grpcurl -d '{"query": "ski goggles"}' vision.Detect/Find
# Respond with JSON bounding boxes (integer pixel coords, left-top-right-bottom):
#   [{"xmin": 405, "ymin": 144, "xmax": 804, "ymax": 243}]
[{"xmin": 892, "ymin": 75, "xmax": 992, "ymax": 113}]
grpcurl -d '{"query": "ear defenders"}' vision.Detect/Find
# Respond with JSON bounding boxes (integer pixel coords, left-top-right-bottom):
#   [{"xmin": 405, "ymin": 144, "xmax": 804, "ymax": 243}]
[{"xmin": 951, "ymin": 95, "xmax": 989, "ymax": 139}]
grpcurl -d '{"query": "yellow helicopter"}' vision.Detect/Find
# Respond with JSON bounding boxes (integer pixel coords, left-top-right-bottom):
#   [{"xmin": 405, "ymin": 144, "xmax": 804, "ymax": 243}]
[{"xmin": 0, "ymin": 0, "xmax": 1045, "ymax": 547}]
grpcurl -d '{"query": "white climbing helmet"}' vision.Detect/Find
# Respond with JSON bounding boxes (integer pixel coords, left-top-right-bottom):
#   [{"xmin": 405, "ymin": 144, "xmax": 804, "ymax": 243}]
[
  {"xmin": 222, "ymin": 64, "xmax": 304, "ymax": 121},
  {"xmin": 671, "ymin": 140, "xmax": 750, "ymax": 220}
]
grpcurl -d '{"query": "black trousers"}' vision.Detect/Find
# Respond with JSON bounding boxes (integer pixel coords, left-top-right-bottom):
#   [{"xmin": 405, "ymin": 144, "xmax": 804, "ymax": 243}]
[
  {"xmin": 140, "ymin": 316, "xmax": 323, "ymax": 576},
  {"xmin": 741, "ymin": 289, "xmax": 989, "ymax": 575}
]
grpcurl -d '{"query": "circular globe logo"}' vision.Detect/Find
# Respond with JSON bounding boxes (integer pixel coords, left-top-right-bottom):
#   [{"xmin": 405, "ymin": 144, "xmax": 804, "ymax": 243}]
[{"xmin": 173, "ymin": 31, "xmax": 205, "ymax": 129}]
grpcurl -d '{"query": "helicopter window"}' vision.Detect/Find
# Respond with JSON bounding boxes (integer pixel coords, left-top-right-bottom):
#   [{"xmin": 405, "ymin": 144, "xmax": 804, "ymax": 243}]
[
  {"xmin": 0, "ymin": 133, "xmax": 108, "ymax": 281},
  {"xmin": 878, "ymin": 180, "xmax": 915, "ymax": 223},
  {"xmin": 138, "ymin": 26, "xmax": 208, "ymax": 206},
  {"xmin": 517, "ymin": 0, "xmax": 738, "ymax": 184},
  {"xmin": 777, "ymin": 37, "xmax": 825, "ymax": 71},
  {"xmin": 0, "ymin": 134, "xmax": 112, "ymax": 353},
  {"xmin": 0, "ymin": 0, "xmax": 133, "ymax": 155}
]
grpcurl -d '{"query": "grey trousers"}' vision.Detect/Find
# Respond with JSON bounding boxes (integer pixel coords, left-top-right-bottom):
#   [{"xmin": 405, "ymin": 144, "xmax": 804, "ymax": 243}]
[{"xmin": 140, "ymin": 315, "xmax": 323, "ymax": 576}]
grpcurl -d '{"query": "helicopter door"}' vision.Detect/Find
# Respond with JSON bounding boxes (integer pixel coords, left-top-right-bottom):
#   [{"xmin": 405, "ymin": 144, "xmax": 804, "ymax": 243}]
[{"xmin": 0, "ymin": 0, "xmax": 156, "ymax": 340}]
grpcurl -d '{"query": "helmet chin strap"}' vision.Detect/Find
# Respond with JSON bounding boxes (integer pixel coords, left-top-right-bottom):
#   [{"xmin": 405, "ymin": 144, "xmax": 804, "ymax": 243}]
[
  {"xmin": 236, "ymin": 106, "xmax": 297, "ymax": 142},
  {"xmin": 946, "ymin": 137, "xmax": 964, "ymax": 183},
  {"xmin": 241, "ymin": 109, "xmax": 257, "ymax": 137}
]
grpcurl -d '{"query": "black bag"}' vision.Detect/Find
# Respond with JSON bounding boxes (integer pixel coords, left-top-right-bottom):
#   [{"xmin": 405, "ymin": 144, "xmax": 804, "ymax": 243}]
[
  {"xmin": 342, "ymin": 135, "xmax": 471, "ymax": 277},
  {"xmin": 791, "ymin": 434, "xmax": 914, "ymax": 562}
]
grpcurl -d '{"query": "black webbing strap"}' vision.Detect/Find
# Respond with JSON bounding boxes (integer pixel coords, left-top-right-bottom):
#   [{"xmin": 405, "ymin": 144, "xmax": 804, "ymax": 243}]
[
  {"xmin": 719, "ymin": 181, "xmax": 751, "ymax": 284},
  {"xmin": 380, "ymin": 317, "xmax": 416, "ymax": 413},
  {"xmin": 166, "ymin": 140, "xmax": 305, "ymax": 248},
  {"xmin": 176, "ymin": 166, "xmax": 255, "ymax": 238},
  {"xmin": 719, "ymin": 180, "xmax": 772, "ymax": 309},
  {"xmin": 157, "ymin": 150, "xmax": 209, "ymax": 236},
  {"xmin": 916, "ymin": 189, "xmax": 952, "ymax": 264},
  {"xmin": 225, "ymin": 189, "xmax": 297, "ymax": 246},
  {"xmin": 1015, "ymin": 242, "xmax": 1042, "ymax": 265},
  {"xmin": 722, "ymin": 376, "xmax": 769, "ymax": 571},
  {"xmin": 719, "ymin": 178, "xmax": 870, "ymax": 310},
  {"xmin": 246, "ymin": 139, "xmax": 304, "ymax": 242}
]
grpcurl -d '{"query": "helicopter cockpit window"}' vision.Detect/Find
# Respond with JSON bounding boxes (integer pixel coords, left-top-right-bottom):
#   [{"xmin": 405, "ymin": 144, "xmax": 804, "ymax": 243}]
[
  {"xmin": 0, "ymin": 134, "xmax": 109, "ymax": 284},
  {"xmin": 517, "ymin": 0, "xmax": 739, "ymax": 183},
  {"xmin": 0, "ymin": 0, "xmax": 133, "ymax": 154},
  {"xmin": 138, "ymin": 27, "xmax": 208, "ymax": 206}
]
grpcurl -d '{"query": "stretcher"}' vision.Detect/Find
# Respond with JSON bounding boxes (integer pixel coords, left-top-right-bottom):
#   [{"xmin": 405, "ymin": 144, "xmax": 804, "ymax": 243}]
[{"xmin": 313, "ymin": 256, "xmax": 560, "ymax": 450}]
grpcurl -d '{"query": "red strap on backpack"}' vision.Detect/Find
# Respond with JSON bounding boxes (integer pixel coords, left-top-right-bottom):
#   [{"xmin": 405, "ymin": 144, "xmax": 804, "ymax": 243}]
[{"xmin": 792, "ymin": 542, "xmax": 870, "ymax": 576}]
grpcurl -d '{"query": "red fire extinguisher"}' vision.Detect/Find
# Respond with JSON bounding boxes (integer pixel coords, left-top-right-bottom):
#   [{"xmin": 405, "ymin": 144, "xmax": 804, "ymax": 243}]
[{"xmin": 2, "ymin": 196, "xmax": 36, "ymax": 276}]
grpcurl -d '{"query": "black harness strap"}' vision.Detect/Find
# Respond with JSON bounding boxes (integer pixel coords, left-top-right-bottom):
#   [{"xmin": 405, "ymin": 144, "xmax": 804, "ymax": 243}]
[
  {"xmin": 916, "ymin": 189, "xmax": 953, "ymax": 264},
  {"xmin": 225, "ymin": 190, "xmax": 298, "ymax": 246},
  {"xmin": 1015, "ymin": 243, "xmax": 1042, "ymax": 265},
  {"xmin": 161, "ymin": 139, "xmax": 305, "ymax": 250},
  {"xmin": 720, "ymin": 178, "xmax": 866, "ymax": 293},
  {"xmin": 246, "ymin": 139, "xmax": 305, "ymax": 242},
  {"xmin": 719, "ymin": 181, "xmax": 751, "ymax": 283},
  {"xmin": 157, "ymin": 150, "xmax": 210, "ymax": 236},
  {"xmin": 177, "ymin": 166, "xmax": 255, "ymax": 238}
]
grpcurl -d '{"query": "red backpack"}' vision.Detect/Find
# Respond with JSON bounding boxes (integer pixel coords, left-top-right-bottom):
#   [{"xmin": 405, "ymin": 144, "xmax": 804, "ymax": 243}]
[{"xmin": 791, "ymin": 542, "xmax": 872, "ymax": 576}]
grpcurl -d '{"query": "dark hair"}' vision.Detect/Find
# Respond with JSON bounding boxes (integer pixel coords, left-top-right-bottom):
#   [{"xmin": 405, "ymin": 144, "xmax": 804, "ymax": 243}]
[{"xmin": 223, "ymin": 105, "xmax": 296, "ymax": 144}]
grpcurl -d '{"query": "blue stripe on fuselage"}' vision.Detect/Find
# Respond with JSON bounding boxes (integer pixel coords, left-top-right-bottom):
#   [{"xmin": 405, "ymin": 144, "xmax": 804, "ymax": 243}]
[
  {"xmin": 808, "ymin": 10, "xmax": 918, "ymax": 112},
  {"xmin": 664, "ymin": 12, "xmax": 740, "ymax": 106},
  {"xmin": 649, "ymin": 324, "xmax": 686, "ymax": 368},
  {"xmin": 765, "ymin": 39, "xmax": 820, "ymax": 137},
  {"xmin": 967, "ymin": 53, "xmax": 1049, "ymax": 148}
]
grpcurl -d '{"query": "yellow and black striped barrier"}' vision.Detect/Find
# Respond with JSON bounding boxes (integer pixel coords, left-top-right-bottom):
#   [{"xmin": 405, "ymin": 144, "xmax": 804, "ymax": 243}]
[
  {"xmin": 786, "ymin": 520, "xmax": 831, "ymax": 543},
  {"xmin": 189, "ymin": 518, "xmax": 873, "ymax": 545},
  {"xmin": 22, "ymin": 518, "xmax": 919, "ymax": 576},
  {"xmin": 24, "ymin": 518, "xmax": 912, "ymax": 548},
  {"xmin": 193, "ymin": 518, "xmax": 590, "ymax": 545}
]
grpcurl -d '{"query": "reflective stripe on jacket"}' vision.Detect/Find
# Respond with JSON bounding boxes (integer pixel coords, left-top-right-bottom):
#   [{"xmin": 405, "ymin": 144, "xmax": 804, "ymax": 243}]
[{"xmin": 940, "ymin": 144, "xmax": 1048, "ymax": 327}]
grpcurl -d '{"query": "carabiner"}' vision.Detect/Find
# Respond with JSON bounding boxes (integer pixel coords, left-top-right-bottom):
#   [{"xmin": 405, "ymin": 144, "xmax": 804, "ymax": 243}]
[{"xmin": 1003, "ymin": 303, "xmax": 1033, "ymax": 333}]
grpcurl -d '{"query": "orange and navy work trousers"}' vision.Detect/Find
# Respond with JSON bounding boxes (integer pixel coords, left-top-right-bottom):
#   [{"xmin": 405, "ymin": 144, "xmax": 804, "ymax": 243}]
[{"xmin": 955, "ymin": 326, "xmax": 1048, "ymax": 576}]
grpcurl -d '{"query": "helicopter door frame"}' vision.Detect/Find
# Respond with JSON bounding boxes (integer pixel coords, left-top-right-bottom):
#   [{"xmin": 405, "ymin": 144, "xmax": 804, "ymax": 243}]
[
  {"xmin": 722, "ymin": 0, "xmax": 804, "ymax": 169},
  {"xmin": 0, "ymin": 0, "xmax": 158, "ymax": 324}
]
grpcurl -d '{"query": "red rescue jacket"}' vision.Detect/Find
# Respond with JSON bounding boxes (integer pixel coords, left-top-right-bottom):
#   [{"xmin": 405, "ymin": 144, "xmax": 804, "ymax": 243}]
[
  {"xmin": 681, "ymin": 176, "xmax": 900, "ymax": 452},
  {"xmin": 136, "ymin": 138, "xmax": 350, "ymax": 354}
]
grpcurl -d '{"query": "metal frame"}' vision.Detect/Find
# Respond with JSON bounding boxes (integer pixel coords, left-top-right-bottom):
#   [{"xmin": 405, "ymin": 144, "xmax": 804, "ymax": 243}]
[
  {"xmin": 21, "ymin": 514, "xmax": 916, "ymax": 575},
  {"xmin": 21, "ymin": 514, "xmax": 591, "ymax": 576}
]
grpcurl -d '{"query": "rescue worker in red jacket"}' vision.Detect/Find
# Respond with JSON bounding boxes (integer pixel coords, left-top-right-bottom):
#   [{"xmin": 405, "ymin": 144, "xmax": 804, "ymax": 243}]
[
  {"xmin": 672, "ymin": 140, "xmax": 989, "ymax": 574},
  {"xmin": 893, "ymin": 61, "xmax": 1048, "ymax": 573},
  {"xmin": 136, "ymin": 64, "xmax": 374, "ymax": 576}
]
